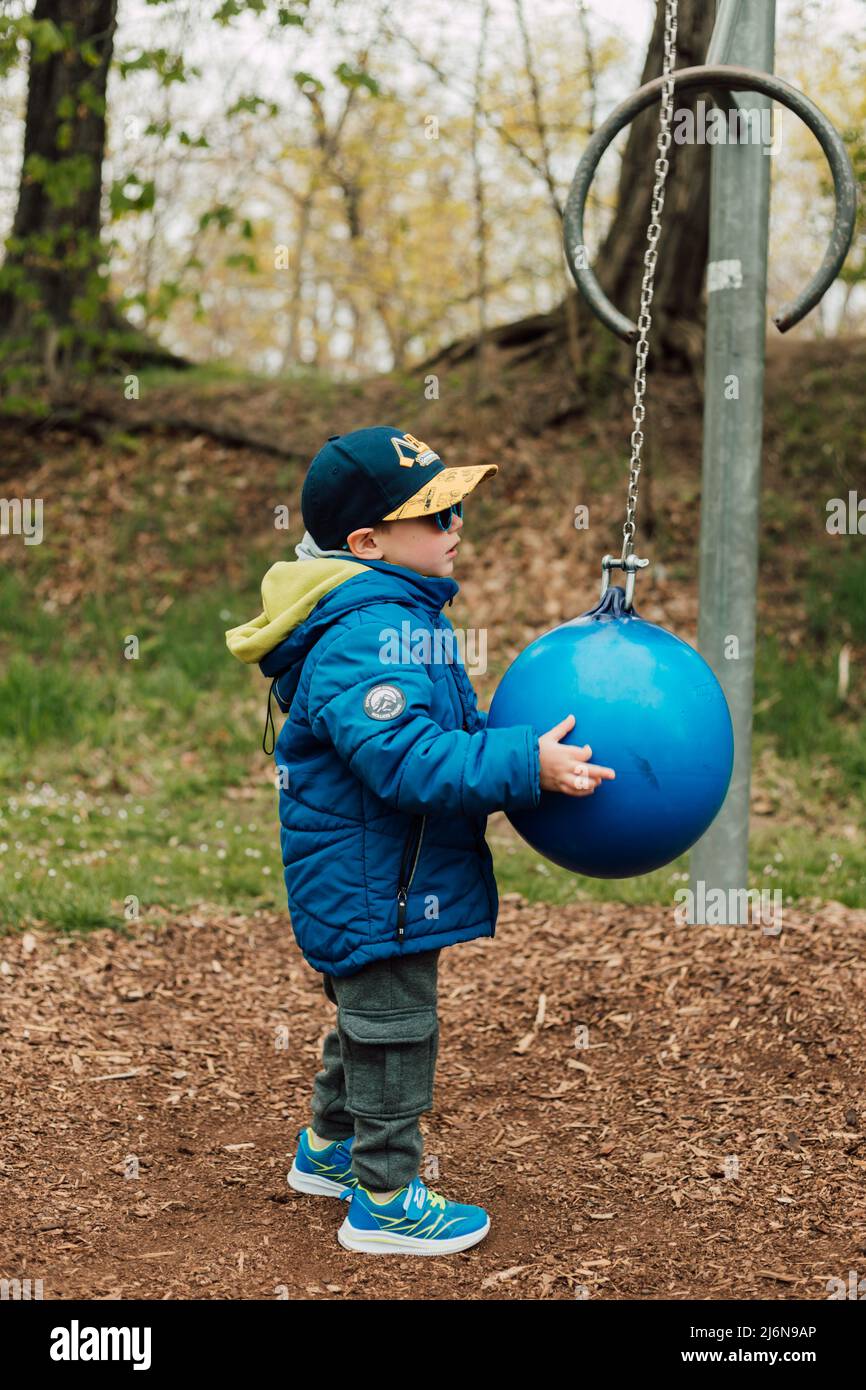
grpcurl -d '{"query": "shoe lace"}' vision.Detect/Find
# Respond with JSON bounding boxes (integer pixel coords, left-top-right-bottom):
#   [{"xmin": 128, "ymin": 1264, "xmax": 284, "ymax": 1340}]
[{"xmin": 401, "ymin": 1178, "xmax": 446, "ymax": 1214}]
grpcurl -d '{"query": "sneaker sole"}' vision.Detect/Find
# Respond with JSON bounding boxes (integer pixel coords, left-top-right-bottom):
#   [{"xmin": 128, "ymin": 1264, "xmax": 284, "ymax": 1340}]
[
  {"xmin": 287, "ymin": 1161, "xmax": 355, "ymax": 1198},
  {"xmin": 336, "ymin": 1215, "xmax": 490, "ymax": 1256}
]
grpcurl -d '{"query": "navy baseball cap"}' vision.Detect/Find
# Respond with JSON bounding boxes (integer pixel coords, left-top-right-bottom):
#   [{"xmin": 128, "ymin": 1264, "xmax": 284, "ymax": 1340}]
[{"xmin": 300, "ymin": 426, "xmax": 498, "ymax": 550}]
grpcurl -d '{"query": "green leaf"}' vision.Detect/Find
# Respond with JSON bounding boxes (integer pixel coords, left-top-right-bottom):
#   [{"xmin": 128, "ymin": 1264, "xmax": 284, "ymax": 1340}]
[
  {"xmin": 334, "ymin": 62, "xmax": 380, "ymax": 96},
  {"xmin": 211, "ymin": 0, "xmax": 268, "ymax": 23},
  {"xmin": 117, "ymin": 48, "xmax": 196, "ymax": 86},
  {"xmin": 294, "ymin": 70, "xmax": 324, "ymax": 95},
  {"xmin": 24, "ymin": 18, "xmax": 67, "ymax": 62},
  {"xmin": 109, "ymin": 174, "xmax": 157, "ymax": 217},
  {"xmin": 23, "ymin": 152, "xmax": 95, "ymax": 209},
  {"xmin": 75, "ymin": 80, "xmax": 106, "ymax": 117},
  {"xmin": 212, "ymin": 0, "xmax": 242, "ymax": 24},
  {"xmin": 224, "ymin": 252, "xmax": 258, "ymax": 272},
  {"xmin": 79, "ymin": 39, "xmax": 104, "ymax": 68},
  {"xmin": 199, "ymin": 205, "xmax": 235, "ymax": 231},
  {"xmin": 278, "ymin": 3, "xmax": 310, "ymax": 25},
  {"xmin": 227, "ymin": 93, "xmax": 280, "ymax": 118}
]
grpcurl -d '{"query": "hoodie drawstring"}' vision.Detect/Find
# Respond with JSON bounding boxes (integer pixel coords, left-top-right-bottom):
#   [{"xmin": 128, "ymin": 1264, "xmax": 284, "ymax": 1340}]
[{"xmin": 262, "ymin": 675, "xmax": 278, "ymax": 755}]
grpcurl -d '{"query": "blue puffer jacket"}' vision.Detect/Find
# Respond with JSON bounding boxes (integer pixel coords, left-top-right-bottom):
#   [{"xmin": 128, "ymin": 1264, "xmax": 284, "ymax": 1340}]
[{"xmin": 226, "ymin": 555, "xmax": 540, "ymax": 976}]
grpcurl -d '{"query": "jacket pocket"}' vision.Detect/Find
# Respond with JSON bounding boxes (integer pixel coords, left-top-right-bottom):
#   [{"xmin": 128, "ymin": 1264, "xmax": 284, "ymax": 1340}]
[{"xmin": 395, "ymin": 813, "xmax": 426, "ymax": 941}]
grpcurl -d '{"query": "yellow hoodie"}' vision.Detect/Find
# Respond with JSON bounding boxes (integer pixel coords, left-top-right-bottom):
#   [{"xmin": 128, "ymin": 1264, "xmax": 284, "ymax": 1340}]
[{"xmin": 225, "ymin": 557, "xmax": 371, "ymax": 666}]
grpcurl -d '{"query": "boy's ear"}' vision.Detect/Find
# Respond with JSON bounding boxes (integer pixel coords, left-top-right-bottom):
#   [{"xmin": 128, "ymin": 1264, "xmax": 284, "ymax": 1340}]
[{"xmin": 346, "ymin": 526, "xmax": 383, "ymax": 558}]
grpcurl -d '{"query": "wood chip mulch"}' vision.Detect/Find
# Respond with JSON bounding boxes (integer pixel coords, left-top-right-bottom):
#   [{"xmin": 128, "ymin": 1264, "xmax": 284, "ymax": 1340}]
[{"xmin": 1, "ymin": 896, "xmax": 865, "ymax": 1300}]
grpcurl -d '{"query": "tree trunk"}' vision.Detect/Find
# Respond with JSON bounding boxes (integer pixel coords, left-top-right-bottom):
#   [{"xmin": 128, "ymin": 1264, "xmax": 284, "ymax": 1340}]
[{"xmin": 0, "ymin": 0, "xmax": 186, "ymax": 384}]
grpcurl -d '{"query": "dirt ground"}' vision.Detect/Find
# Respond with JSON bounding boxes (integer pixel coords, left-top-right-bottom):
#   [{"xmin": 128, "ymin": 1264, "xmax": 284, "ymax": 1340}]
[{"xmin": 1, "ymin": 892, "xmax": 865, "ymax": 1301}]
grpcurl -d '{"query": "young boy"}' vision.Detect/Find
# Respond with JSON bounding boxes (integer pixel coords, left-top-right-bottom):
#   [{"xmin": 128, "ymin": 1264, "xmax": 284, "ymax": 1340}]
[{"xmin": 226, "ymin": 426, "xmax": 613, "ymax": 1256}]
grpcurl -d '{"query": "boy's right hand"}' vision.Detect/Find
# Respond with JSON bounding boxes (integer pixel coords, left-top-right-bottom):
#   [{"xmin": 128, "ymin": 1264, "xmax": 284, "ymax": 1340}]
[{"xmin": 538, "ymin": 714, "xmax": 616, "ymax": 796}]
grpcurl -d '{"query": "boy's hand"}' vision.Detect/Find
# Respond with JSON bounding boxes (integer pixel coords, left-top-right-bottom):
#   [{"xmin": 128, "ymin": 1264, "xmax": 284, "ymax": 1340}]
[{"xmin": 538, "ymin": 714, "xmax": 615, "ymax": 796}]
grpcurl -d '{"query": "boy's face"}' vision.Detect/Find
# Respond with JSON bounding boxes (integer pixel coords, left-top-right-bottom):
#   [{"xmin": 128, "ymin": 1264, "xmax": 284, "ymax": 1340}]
[{"xmin": 345, "ymin": 510, "xmax": 463, "ymax": 578}]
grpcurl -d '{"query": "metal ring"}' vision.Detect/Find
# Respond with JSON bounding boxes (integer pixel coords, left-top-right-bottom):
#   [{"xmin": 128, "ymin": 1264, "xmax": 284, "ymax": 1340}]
[{"xmin": 563, "ymin": 64, "xmax": 858, "ymax": 341}]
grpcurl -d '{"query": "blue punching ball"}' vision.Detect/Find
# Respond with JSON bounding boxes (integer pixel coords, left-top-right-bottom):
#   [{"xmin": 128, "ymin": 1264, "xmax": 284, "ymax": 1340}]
[{"xmin": 487, "ymin": 586, "xmax": 735, "ymax": 878}]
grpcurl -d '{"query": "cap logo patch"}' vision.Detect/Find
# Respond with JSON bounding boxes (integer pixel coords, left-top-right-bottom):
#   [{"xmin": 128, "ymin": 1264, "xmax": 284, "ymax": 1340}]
[
  {"xmin": 391, "ymin": 432, "xmax": 440, "ymax": 468},
  {"xmin": 363, "ymin": 683, "xmax": 407, "ymax": 720}
]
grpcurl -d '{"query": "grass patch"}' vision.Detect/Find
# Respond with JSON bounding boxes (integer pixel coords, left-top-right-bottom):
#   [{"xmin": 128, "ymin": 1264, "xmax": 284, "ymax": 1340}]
[
  {"xmin": 0, "ymin": 761, "xmax": 283, "ymax": 935},
  {"xmin": 489, "ymin": 812, "xmax": 865, "ymax": 912},
  {"xmin": 133, "ymin": 361, "xmax": 275, "ymax": 392}
]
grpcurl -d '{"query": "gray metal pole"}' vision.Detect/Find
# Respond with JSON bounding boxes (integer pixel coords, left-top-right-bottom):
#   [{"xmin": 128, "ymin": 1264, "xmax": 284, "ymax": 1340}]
[{"xmin": 688, "ymin": 0, "xmax": 776, "ymax": 922}]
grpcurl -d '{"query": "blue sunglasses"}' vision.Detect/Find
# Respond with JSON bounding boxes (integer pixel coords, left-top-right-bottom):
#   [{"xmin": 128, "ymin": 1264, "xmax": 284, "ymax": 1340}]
[
  {"xmin": 339, "ymin": 500, "xmax": 464, "ymax": 550},
  {"xmin": 429, "ymin": 499, "xmax": 463, "ymax": 531}
]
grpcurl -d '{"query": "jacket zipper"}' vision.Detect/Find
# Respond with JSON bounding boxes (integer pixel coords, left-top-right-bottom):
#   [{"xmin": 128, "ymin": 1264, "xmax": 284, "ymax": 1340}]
[{"xmin": 396, "ymin": 814, "xmax": 426, "ymax": 941}]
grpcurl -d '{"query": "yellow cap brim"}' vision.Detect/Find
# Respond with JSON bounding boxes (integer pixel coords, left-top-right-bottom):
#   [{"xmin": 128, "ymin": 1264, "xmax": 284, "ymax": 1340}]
[{"xmin": 380, "ymin": 464, "xmax": 498, "ymax": 521}]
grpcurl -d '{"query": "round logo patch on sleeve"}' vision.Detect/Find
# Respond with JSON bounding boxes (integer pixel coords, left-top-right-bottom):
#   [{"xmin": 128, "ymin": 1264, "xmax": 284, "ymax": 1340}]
[{"xmin": 363, "ymin": 683, "xmax": 406, "ymax": 720}]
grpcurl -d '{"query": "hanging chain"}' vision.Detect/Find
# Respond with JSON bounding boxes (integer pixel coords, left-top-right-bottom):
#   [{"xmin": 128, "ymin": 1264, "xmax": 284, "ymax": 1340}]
[{"xmin": 620, "ymin": 0, "xmax": 678, "ymax": 566}]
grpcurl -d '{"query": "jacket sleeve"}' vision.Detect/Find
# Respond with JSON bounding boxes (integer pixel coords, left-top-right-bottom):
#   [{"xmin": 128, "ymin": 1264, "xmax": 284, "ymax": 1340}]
[{"xmin": 307, "ymin": 620, "xmax": 540, "ymax": 817}]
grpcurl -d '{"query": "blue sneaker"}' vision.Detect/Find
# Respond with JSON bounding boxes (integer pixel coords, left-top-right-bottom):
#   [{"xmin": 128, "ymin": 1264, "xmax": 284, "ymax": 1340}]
[
  {"xmin": 287, "ymin": 1126, "xmax": 358, "ymax": 1198},
  {"xmin": 337, "ymin": 1175, "xmax": 490, "ymax": 1255}
]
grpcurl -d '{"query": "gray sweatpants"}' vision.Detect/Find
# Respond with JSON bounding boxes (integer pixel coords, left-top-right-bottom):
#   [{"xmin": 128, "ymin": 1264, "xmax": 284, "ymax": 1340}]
[{"xmin": 309, "ymin": 948, "xmax": 441, "ymax": 1191}]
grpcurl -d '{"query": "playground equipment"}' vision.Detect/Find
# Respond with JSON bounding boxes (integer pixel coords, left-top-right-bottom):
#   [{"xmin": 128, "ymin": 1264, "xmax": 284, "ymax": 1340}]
[
  {"xmin": 488, "ymin": 584, "xmax": 735, "ymax": 878},
  {"xmin": 489, "ymin": 0, "xmax": 856, "ymax": 908}
]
